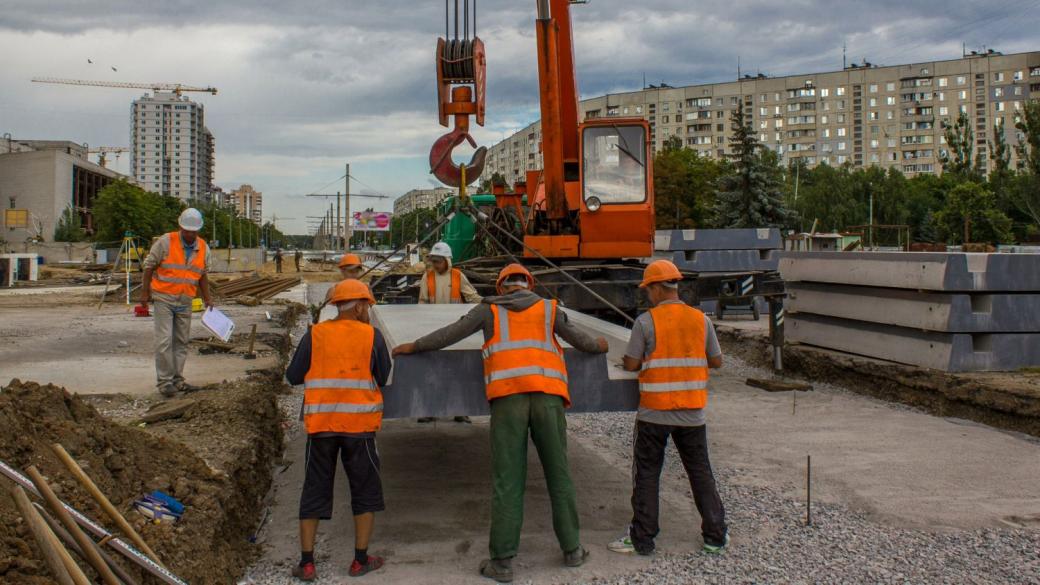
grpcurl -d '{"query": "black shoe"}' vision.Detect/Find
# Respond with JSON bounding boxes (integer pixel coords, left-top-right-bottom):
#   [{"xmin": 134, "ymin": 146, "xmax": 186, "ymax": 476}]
[
  {"xmin": 479, "ymin": 558, "xmax": 513, "ymax": 583},
  {"xmin": 454, "ymin": 416, "xmax": 472, "ymax": 424},
  {"xmin": 564, "ymin": 546, "xmax": 589, "ymax": 567},
  {"xmin": 177, "ymin": 383, "xmax": 203, "ymax": 393},
  {"xmin": 417, "ymin": 417, "xmax": 437, "ymax": 423},
  {"xmin": 158, "ymin": 385, "xmax": 178, "ymax": 398}
]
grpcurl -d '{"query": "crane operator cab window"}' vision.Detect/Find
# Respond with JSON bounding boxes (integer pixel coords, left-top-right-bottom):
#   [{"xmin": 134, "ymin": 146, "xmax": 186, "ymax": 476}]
[{"xmin": 582, "ymin": 125, "xmax": 648, "ymax": 208}]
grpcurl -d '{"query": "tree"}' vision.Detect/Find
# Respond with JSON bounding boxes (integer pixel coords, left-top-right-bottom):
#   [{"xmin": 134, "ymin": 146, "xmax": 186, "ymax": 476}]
[
  {"xmin": 478, "ymin": 172, "xmax": 508, "ymax": 193},
  {"xmin": 652, "ymin": 136, "xmax": 727, "ymax": 228},
  {"xmin": 940, "ymin": 112, "xmax": 982, "ymax": 180},
  {"xmin": 714, "ymin": 107, "xmax": 794, "ymax": 228},
  {"xmin": 1008, "ymin": 101, "xmax": 1040, "ymax": 234},
  {"xmin": 91, "ymin": 180, "xmax": 183, "ymax": 243},
  {"xmin": 53, "ymin": 205, "xmax": 86, "ymax": 242},
  {"xmin": 934, "ymin": 182, "xmax": 1011, "ymax": 244}
]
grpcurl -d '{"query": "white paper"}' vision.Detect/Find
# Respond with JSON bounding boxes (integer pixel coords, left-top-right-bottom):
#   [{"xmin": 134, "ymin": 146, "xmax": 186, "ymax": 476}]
[{"xmin": 201, "ymin": 307, "xmax": 235, "ymax": 342}]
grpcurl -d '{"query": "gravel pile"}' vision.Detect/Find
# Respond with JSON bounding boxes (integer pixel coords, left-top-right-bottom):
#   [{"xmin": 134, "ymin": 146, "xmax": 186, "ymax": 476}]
[{"xmin": 565, "ymin": 354, "xmax": 1040, "ymax": 585}]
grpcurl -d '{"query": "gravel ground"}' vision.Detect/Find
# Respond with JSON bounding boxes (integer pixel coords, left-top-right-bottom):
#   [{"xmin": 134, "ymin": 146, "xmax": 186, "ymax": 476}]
[{"xmin": 564, "ymin": 355, "xmax": 1040, "ymax": 585}]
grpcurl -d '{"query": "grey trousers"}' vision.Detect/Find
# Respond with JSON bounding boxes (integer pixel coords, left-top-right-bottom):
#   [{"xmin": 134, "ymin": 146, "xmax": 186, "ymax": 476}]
[{"xmin": 154, "ymin": 300, "xmax": 192, "ymax": 390}]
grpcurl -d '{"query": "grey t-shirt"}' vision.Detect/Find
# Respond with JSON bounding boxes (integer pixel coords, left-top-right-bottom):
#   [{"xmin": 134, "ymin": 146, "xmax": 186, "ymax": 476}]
[{"xmin": 625, "ymin": 300, "xmax": 721, "ymax": 427}]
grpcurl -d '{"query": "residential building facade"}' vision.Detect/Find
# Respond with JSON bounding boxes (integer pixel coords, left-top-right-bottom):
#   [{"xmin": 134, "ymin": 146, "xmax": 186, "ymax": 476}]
[
  {"xmin": 229, "ymin": 184, "xmax": 263, "ymax": 224},
  {"xmin": 393, "ymin": 187, "xmax": 455, "ymax": 215},
  {"xmin": 130, "ymin": 92, "xmax": 215, "ymax": 202},
  {"xmin": 483, "ymin": 50, "xmax": 1040, "ymax": 184}
]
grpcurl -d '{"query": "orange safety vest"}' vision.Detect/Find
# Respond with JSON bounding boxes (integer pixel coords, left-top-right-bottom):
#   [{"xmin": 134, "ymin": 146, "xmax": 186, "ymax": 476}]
[
  {"xmin": 426, "ymin": 268, "xmax": 463, "ymax": 303},
  {"xmin": 302, "ymin": 319, "xmax": 383, "ymax": 434},
  {"xmin": 151, "ymin": 232, "xmax": 207, "ymax": 298},
  {"xmin": 482, "ymin": 299, "xmax": 570, "ymax": 405},
  {"xmin": 638, "ymin": 303, "xmax": 710, "ymax": 410}
]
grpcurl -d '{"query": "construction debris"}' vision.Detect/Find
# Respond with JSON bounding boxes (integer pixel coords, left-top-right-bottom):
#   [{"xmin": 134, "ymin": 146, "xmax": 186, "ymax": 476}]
[
  {"xmin": 211, "ymin": 275, "xmax": 301, "ymax": 304},
  {"xmin": 745, "ymin": 378, "xmax": 813, "ymax": 392}
]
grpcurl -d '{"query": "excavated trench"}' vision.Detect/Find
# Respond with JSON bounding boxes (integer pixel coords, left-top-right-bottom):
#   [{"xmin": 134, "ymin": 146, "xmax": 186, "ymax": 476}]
[{"xmin": 0, "ymin": 304, "xmax": 305, "ymax": 585}]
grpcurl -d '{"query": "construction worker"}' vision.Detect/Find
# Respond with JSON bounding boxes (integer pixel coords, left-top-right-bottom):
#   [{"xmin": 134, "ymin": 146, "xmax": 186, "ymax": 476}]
[
  {"xmin": 294, "ymin": 249, "xmax": 303, "ymax": 272},
  {"xmin": 274, "ymin": 249, "xmax": 284, "ymax": 274},
  {"xmin": 284, "ymin": 279, "xmax": 390, "ymax": 580},
  {"xmin": 417, "ymin": 241, "xmax": 481, "ymax": 423},
  {"xmin": 139, "ymin": 208, "xmax": 212, "ymax": 398},
  {"xmin": 608, "ymin": 259, "xmax": 728, "ymax": 556},
  {"xmin": 418, "ymin": 241, "xmax": 481, "ymax": 304},
  {"xmin": 323, "ymin": 253, "xmax": 365, "ymax": 304},
  {"xmin": 393, "ymin": 264, "xmax": 608, "ymax": 583}
]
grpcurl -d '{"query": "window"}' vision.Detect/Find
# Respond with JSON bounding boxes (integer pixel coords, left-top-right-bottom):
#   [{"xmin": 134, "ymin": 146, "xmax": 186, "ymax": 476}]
[
  {"xmin": 939, "ymin": 106, "xmax": 949, "ymax": 116},
  {"xmin": 822, "ymin": 128, "xmax": 830, "ymax": 138},
  {"xmin": 837, "ymin": 127, "xmax": 846, "ymax": 137},
  {"xmin": 774, "ymin": 105, "xmax": 781, "ymax": 115},
  {"xmin": 938, "ymin": 77, "xmax": 948, "ymax": 87},
  {"xmin": 869, "ymin": 111, "xmax": 879, "ymax": 120},
  {"xmin": 956, "ymin": 75, "xmax": 966, "ymax": 85},
  {"xmin": 820, "ymin": 115, "xmax": 829, "ymax": 124},
  {"xmin": 836, "ymin": 86, "xmax": 846, "ymax": 96},
  {"xmin": 995, "ymin": 87, "xmax": 1004, "ymax": 97},
  {"xmin": 582, "ymin": 125, "xmax": 647, "ymax": 204},
  {"xmin": 662, "ymin": 103, "xmax": 669, "ymax": 111},
  {"xmin": 993, "ymin": 72, "xmax": 1004, "ymax": 82},
  {"xmin": 959, "ymin": 90, "xmax": 967, "ymax": 100},
  {"xmin": 837, "ymin": 114, "xmax": 846, "ymax": 123},
  {"xmin": 760, "ymin": 133, "xmax": 768, "ymax": 142},
  {"xmin": 821, "ymin": 88, "xmax": 830, "ymax": 97},
  {"xmin": 870, "ymin": 139, "xmax": 879, "ymax": 149},
  {"xmin": 716, "ymin": 111, "xmax": 725, "ymax": 118},
  {"xmin": 886, "ymin": 82, "xmax": 896, "ymax": 91},
  {"xmin": 960, "ymin": 104, "xmax": 968, "ymax": 114},
  {"xmin": 760, "ymin": 94, "xmax": 767, "ymax": 102},
  {"xmin": 606, "ymin": 106, "xmax": 619, "ymax": 116},
  {"xmin": 838, "ymin": 100, "xmax": 846, "ymax": 110},
  {"xmin": 635, "ymin": 106, "xmax": 643, "ymax": 114},
  {"xmin": 715, "ymin": 98, "xmax": 724, "ymax": 106},
  {"xmin": 759, "ymin": 120, "xmax": 768, "ymax": 129},
  {"xmin": 886, "ymin": 96, "xmax": 896, "ymax": 105},
  {"xmin": 995, "ymin": 102, "xmax": 1006, "ymax": 112},
  {"xmin": 760, "ymin": 107, "xmax": 768, "ymax": 116},
  {"xmin": 867, "ymin": 97, "xmax": 876, "ymax": 107},
  {"xmin": 869, "ymin": 84, "xmax": 878, "ymax": 93}
]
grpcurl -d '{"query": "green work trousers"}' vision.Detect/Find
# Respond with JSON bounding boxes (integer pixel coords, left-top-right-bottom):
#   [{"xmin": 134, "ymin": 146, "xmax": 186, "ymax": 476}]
[{"xmin": 489, "ymin": 392, "xmax": 580, "ymax": 559}]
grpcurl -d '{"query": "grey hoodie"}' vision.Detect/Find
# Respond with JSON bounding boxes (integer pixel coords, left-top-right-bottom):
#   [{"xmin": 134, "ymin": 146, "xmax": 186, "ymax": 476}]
[{"xmin": 412, "ymin": 290, "xmax": 604, "ymax": 354}]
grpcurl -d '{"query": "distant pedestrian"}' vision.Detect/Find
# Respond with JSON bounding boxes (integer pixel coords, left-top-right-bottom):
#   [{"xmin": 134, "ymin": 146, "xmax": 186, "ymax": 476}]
[
  {"xmin": 608, "ymin": 259, "xmax": 728, "ymax": 557},
  {"xmin": 140, "ymin": 208, "xmax": 213, "ymax": 398},
  {"xmin": 274, "ymin": 249, "xmax": 283, "ymax": 274},
  {"xmin": 294, "ymin": 249, "xmax": 303, "ymax": 272}
]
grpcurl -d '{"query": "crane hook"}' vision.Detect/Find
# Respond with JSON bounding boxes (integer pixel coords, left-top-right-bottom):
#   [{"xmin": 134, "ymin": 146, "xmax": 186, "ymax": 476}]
[{"xmin": 429, "ymin": 126, "xmax": 487, "ymax": 187}]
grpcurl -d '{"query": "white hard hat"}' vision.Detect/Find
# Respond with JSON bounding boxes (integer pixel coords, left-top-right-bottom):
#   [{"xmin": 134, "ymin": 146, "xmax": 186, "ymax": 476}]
[
  {"xmin": 430, "ymin": 241, "xmax": 453, "ymax": 259},
  {"xmin": 178, "ymin": 208, "xmax": 204, "ymax": 231}
]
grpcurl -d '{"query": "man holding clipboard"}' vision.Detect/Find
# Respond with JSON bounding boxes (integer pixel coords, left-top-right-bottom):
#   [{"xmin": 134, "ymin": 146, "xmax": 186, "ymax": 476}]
[{"xmin": 140, "ymin": 208, "xmax": 214, "ymax": 397}]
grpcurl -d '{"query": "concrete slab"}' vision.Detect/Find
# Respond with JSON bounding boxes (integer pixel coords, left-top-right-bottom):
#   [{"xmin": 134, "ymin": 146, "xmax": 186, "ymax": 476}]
[
  {"xmin": 370, "ymin": 304, "xmax": 639, "ymax": 418},
  {"xmin": 787, "ymin": 313, "xmax": 1040, "ymax": 372},
  {"xmin": 671, "ymin": 249, "xmax": 779, "ymax": 272},
  {"xmin": 656, "ymin": 228, "xmax": 782, "ymax": 251},
  {"xmin": 787, "ymin": 282, "xmax": 1040, "ymax": 333},
  {"xmin": 779, "ymin": 251, "xmax": 1040, "ymax": 292}
]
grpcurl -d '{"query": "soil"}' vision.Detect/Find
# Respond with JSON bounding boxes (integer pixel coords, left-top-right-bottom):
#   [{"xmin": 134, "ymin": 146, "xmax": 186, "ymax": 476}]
[
  {"xmin": 716, "ymin": 325, "xmax": 1040, "ymax": 438},
  {"xmin": 0, "ymin": 304, "xmax": 303, "ymax": 584}
]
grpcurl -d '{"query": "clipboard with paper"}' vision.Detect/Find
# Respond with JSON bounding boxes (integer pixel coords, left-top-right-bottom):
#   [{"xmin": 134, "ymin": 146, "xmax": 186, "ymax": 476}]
[{"xmin": 201, "ymin": 307, "xmax": 235, "ymax": 342}]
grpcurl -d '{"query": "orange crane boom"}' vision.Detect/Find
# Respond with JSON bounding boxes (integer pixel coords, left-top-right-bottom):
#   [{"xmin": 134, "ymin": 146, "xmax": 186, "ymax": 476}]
[{"xmin": 32, "ymin": 77, "xmax": 217, "ymax": 96}]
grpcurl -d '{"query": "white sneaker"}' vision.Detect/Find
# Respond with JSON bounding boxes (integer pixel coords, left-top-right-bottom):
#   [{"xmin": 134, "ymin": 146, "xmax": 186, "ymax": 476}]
[{"xmin": 607, "ymin": 528, "xmax": 635, "ymax": 554}]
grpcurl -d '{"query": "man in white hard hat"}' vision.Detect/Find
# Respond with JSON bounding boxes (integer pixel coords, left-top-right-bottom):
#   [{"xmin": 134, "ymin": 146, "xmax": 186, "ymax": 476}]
[
  {"xmin": 140, "ymin": 208, "xmax": 213, "ymax": 397},
  {"xmin": 417, "ymin": 241, "xmax": 482, "ymax": 423}
]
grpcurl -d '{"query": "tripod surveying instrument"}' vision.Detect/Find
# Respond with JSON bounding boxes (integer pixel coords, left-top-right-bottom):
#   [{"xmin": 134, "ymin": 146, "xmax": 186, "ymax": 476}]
[{"xmin": 97, "ymin": 232, "xmax": 144, "ymax": 309}]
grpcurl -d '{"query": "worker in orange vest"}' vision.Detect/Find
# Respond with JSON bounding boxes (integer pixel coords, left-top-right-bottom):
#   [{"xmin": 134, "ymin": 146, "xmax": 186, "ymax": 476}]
[
  {"xmin": 394, "ymin": 264, "xmax": 608, "ymax": 582},
  {"xmin": 284, "ymin": 279, "xmax": 391, "ymax": 580},
  {"xmin": 323, "ymin": 253, "xmax": 366, "ymax": 304},
  {"xmin": 417, "ymin": 241, "xmax": 481, "ymax": 423},
  {"xmin": 140, "ymin": 208, "xmax": 213, "ymax": 397},
  {"xmin": 418, "ymin": 241, "xmax": 481, "ymax": 304},
  {"xmin": 608, "ymin": 259, "xmax": 728, "ymax": 557}
]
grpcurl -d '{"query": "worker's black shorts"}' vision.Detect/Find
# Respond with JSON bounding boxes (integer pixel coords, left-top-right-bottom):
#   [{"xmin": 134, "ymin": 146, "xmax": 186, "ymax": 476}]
[{"xmin": 299, "ymin": 435, "xmax": 384, "ymax": 519}]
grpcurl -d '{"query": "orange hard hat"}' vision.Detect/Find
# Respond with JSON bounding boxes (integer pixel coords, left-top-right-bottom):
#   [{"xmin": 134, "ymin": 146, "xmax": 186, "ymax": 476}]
[
  {"xmin": 639, "ymin": 259, "xmax": 683, "ymax": 288},
  {"xmin": 328, "ymin": 279, "xmax": 375, "ymax": 305},
  {"xmin": 496, "ymin": 263, "xmax": 534, "ymax": 293},
  {"xmin": 338, "ymin": 253, "xmax": 363, "ymax": 268}
]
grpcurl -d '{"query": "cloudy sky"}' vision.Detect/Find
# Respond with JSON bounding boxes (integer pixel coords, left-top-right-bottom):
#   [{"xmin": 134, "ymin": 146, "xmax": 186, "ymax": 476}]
[{"xmin": 1, "ymin": 0, "xmax": 1037, "ymax": 234}]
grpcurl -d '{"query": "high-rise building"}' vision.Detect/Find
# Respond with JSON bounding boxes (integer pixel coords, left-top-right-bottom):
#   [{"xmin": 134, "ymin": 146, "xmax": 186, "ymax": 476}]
[
  {"xmin": 130, "ymin": 92, "xmax": 215, "ymax": 201},
  {"xmin": 483, "ymin": 50, "xmax": 1040, "ymax": 184},
  {"xmin": 229, "ymin": 184, "xmax": 263, "ymax": 224},
  {"xmin": 393, "ymin": 187, "xmax": 455, "ymax": 215}
]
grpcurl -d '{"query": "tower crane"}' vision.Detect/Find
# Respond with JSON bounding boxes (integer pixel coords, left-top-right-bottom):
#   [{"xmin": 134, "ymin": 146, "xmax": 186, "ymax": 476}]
[
  {"xmin": 31, "ymin": 77, "xmax": 218, "ymax": 96},
  {"xmin": 86, "ymin": 146, "xmax": 129, "ymax": 168}
]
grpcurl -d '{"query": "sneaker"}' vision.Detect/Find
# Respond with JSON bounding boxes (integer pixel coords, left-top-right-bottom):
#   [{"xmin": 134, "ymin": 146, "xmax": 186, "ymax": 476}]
[
  {"xmin": 564, "ymin": 546, "xmax": 589, "ymax": 567},
  {"xmin": 417, "ymin": 417, "xmax": 437, "ymax": 423},
  {"xmin": 177, "ymin": 382, "xmax": 203, "ymax": 393},
  {"xmin": 349, "ymin": 555, "xmax": 384, "ymax": 577},
  {"xmin": 454, "ymin": 416, "xmax": 472, "ymax": 424},
  {"xmin": 608, "ymin": 526, "xmax": 635, "ymax": 554},
  {"xmin": 158, "ymin": 385, "xmax": 178, "ymax": 398},
  {"xmin": 702, "ymin": 533, "xmax": 730, "ymax": 554},
  {"xmin": 478, "ymin": 558, "xmax": 513, "ymax": 583},
  {"xmin": 291, "ymin": 562, "xmax": 317, "ymax": 581}
]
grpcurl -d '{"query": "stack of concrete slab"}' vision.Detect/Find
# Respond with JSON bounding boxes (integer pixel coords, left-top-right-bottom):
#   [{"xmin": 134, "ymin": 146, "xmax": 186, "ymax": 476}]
[
  {"xmin": 656, "ymin": 228, "xmax": 782, "ymax": 272},
  {"xmin": 781, "ymin": 252, "xmax": 1040, "ymax": 372}
]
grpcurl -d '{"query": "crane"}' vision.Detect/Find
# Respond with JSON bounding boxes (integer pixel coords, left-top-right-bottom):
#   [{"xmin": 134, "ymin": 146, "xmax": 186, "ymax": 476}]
[
  {"xmin": 86, "ymin": 146, "xmax": 129, "ymax": 168},
  {"xmin": 31, "ymin": 77, "xmax": 218, "ymax": 96}
]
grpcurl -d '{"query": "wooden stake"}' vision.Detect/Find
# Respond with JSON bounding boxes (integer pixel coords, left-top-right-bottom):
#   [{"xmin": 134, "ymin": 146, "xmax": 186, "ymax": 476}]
[
  {"xmin": 51, "ymin": 443, "xmax": 165, "ymax": 568},
  {"xmin": 26, "ymin": 465, "xmax": 122, "ymax": 585},
  {"xmin": 806, "ymin": 455, "xmax": 812, "ymax": 527},
  {"xmin": 36, "ymin": 502, "xmax": 141, "ymax": 585},
  {"xmin": 9, "ymin": 484, "xmax": 83, "ymax": 585}
]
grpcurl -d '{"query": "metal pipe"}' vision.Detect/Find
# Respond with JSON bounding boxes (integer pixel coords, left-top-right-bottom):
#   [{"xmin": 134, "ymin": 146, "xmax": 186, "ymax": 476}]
[{"xmin": 536, "ymin": 0, "xmax": 550, "ymax": 19}]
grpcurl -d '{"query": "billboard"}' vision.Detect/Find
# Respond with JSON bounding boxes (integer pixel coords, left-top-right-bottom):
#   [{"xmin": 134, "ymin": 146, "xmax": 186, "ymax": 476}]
[{"xmin": 351, "ymin": 210, "xmax": 393, "ymax": 232}]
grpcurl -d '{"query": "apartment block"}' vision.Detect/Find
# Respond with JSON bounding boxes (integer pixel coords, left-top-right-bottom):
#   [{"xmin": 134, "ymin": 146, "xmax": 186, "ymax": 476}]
[
  {"xmin": 229, "ymin": 184, "xmax": 263, "ymax": 224},
  {"xmin": 393, "ymin": 187, "xmax": 455, "ymax": 215},
  {"xmin": 482, "ymin": 50, "xmax": 1040, "ymax": 184},
  {"xmin": 130, "ymin": 92, "xmax": 215, "ymax": 201}
]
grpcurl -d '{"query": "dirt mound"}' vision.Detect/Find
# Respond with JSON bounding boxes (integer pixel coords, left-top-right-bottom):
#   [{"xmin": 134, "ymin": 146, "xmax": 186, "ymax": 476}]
[{"xmin": 0, "ymin": 377, "xmax": 283, "ymax": 584}]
